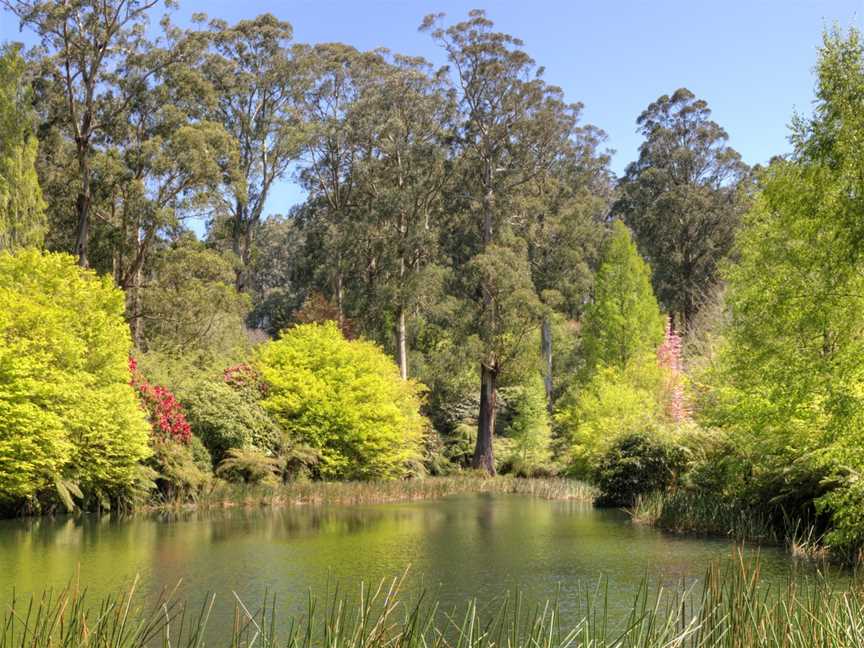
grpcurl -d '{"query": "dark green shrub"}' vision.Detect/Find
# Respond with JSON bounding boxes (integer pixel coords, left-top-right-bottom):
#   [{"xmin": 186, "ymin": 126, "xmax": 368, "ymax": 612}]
[
  {"xmin": 189, "ymin": 435, "xmax": 213, "ymax": 474},
  {"xmin": 422, "ymin": 429, "xmax": 456, "ymax": 476},
  {"xmin": 499, "ymin": 377, "xmax": 553, "ymax": 477},
  {"xmin": 148, "ymin": 439, "xmax": 210, "ymax": 501},
  {"xmin": 594, "ymin": 433, "xmax": 685, "ymax": 507},
  {"xmin": 278, "ymin": 441, "xmax": 323, "ymax": 482},
  {"xmin": 180, "ymin": 380, "xmax": 280, "ymax": 464}
]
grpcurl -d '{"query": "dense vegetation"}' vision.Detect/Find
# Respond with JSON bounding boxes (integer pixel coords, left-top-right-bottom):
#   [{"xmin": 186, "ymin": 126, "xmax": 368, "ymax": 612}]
[{"xmin": 2, "ymin": 2, "xmax": 864, "ymax": 561}]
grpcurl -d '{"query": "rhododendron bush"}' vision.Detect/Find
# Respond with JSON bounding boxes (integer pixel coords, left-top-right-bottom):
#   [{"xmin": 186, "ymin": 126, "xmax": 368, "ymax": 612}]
[
  {"xmin": 223, "ymin": 363, "xmax": 267, "ymax": 397},
  {"xmin": 129, "ymin": 357, "xmax": 191, "ymax": 444}
]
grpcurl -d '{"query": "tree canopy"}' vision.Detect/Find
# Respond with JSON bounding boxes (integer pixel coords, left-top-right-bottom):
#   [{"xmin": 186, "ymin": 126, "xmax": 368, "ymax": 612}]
[{"xmin": 615, "ymin": 88, "xmax": 749, "ymax": 326}]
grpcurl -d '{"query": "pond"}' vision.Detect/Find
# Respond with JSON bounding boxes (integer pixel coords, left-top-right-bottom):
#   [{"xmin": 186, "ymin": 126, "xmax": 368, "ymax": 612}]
[{"xmin": 0, "ymin": 494, "xmax": 843, "ymax": 636}]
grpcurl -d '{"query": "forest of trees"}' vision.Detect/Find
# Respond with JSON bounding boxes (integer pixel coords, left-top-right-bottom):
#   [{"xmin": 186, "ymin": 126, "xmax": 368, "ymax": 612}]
[{"xmin": 3, "ymin": 1, "xmax": 864, "ymax": 559}]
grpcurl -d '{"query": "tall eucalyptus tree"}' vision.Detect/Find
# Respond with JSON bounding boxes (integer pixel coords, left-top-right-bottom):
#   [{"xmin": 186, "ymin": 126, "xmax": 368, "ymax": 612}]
[
  {"xmin": 424, "ymin": 10, "xmax": 582, "ymax": 473},
  {"xmin": 615, "ymin": 88, "xmax": 749, "ymax": 326},
  {"xmin": 351, "ymin": 53, "xmax": 455, "ymax": 379},
  {"xmin": 196, "ymin": 13, "xmax": 306, "ymax": 290},
  {"xmin": 2, "ymin": 0, "xmax": 178, "ymax": 266}
]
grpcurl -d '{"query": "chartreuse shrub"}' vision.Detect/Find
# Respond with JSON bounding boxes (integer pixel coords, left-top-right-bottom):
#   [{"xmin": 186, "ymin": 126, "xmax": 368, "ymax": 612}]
[
  {"xmin": 0, "ymin": 250, "xmax": 150, "ymax": 509},
  {"xmin": 556, "ymin": 354, "xmax": 668, "ymax": 477},
  {"xmin": 500, "ymin": 376, "xmax": 553, "ymax": 477},
  {"xmin": 256, "ymin": 322, "xmax": 426, "ymax": 480}
]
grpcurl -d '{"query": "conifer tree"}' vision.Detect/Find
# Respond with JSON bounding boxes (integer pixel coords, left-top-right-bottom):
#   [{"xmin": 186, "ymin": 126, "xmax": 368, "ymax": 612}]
[{"xmin": 580, "ymin": 220, "xmax": 665, "ymax": 375}]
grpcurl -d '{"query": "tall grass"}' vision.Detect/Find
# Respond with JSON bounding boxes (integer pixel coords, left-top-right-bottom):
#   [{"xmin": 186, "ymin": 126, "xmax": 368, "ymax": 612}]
[
  {"xmin": 628, "ymin": 490, "xmax": 844, "ymax": 564},
  {"xmin": 3, "ymin": 558, "xmax": 861, "ymax": 648},
  {"xmin": 629, "ymin": 491, "xmax": 783, "ymax": 544},
  {"xmin": 150, "ymin": 476, "xmax": 597, "ymax": 512}
]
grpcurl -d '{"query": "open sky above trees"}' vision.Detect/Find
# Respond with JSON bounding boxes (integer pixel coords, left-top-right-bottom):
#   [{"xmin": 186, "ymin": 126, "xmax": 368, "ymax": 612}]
[{"xmin": 2, "ymin": 0, "xmax": 859, "ymax": 225}]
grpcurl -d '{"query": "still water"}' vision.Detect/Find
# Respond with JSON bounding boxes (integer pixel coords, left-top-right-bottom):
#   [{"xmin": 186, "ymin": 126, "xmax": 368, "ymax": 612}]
[{"xmin": 0, "ymin": 494, "xmax": 840, "ymax": 633}]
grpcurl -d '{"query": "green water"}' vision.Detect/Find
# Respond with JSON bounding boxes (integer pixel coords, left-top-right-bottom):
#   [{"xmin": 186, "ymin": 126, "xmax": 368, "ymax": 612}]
[{"xmin": 0, "ymin": 494, "xmax": 840, "ymax": 634}]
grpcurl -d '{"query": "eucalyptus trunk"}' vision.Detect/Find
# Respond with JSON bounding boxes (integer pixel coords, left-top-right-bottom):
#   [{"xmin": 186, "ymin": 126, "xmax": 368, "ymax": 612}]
[
  {"xmin": 74, "ymin": 170, "xmax": 91, "ymax": 267},
  {"xmin": 395, "ymin": 305, "xmax": 408, "ymax": 380},
  {"xmin": 473, "ymin": 362, "xmax": 498, "ymax": 474},
  {"xmin": 473, "ymin": 184, "xmax": 498, "ymax": 474},
  {"xmin": 541, "ymin": 316, "xmax": 553, "ymax": 413}
]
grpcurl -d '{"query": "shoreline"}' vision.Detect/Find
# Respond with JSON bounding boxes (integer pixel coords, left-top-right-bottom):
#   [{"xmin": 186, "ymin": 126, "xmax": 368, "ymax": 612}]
[{"xmin": 140, "ymin": 475, "xmax": 597, "ymax": 514}]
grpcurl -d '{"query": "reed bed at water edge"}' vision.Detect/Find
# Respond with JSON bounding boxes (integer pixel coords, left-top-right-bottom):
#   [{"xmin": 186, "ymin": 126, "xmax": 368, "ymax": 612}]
[
  {"xmin": 3, "ymin": 558, "xmax": 862, "ymax": 648},
  {"xmin": 627, "ymin": 491, "xmax": 842, "ymax": 561},
  {"xmin": 149, "ymin": 475, "xmax": 597, "ymax": 512},
  {"xmin": 628, "ymin": 491, "xmax": 782, "ymax": 543}
]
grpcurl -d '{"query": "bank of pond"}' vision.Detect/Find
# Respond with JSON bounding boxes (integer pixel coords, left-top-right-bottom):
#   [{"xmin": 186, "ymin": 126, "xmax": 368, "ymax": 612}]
[{"xmin": 1, "ymin": 488, "xmax": 860, "ymax": 648}]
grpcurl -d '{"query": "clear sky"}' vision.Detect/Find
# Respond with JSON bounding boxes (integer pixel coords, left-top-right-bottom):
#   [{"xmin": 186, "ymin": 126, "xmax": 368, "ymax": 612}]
[{"xmin": 3, "ymin": 0, "xmax": 864, "ymax": 220}]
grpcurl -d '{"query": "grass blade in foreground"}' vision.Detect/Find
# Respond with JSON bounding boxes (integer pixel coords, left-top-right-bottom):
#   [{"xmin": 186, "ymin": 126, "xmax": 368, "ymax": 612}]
[{"xmin": 3, "ymin": 557, "xmax": 861, "ymax": 648}]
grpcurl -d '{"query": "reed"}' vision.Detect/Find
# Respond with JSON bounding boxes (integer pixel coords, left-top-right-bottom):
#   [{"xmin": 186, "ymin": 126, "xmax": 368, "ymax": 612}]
[
  {"xmin": 629, "ymin": 491, "xmax": 783, "ymax": 544},
  {"xmin": 150, "ymin": 476, "xmax": 597, "ymax": 513},
  {"xmin": 3, "ymin": 557, "xmax": 861, "ymax": 648}
]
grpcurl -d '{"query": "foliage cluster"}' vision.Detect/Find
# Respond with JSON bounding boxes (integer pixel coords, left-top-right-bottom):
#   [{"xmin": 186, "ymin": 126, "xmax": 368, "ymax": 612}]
[
  {"xmin": 0, "ymin": 250, "xmax": 150, "ymax": 511},
  {"xmin": 593, "ymin": 434, "xmax": 686, "ymax": 507},
  {"xmin": 256, "ymin": 322, "xmax": 427, "ymax": 480}
]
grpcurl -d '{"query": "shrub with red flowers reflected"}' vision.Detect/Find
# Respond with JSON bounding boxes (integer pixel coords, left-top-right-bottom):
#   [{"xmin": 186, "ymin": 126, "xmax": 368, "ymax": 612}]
[{"xmin": 129, "ymin": 357, "xmax": 192, "ymax": 443}]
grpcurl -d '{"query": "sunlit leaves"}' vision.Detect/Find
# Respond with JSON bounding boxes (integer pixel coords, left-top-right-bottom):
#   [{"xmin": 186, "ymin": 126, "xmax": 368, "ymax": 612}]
[
  {"xmin": 0, "ymin": 250, "xmax": 150, "ymax": 505},
  {"xmin": 256, "ymin": 322, "xmax": 426, "ymax": 480}
]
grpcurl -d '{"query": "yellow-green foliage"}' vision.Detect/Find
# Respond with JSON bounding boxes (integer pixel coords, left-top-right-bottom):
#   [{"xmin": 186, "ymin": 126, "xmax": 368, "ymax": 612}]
[
  {"xmin": 256, "ymin": 322, "xmax": 426, "ymax": 480},
  {"xmin": 556, "ymin": 354, "xmax": 667, "ymax": 476},
  {"xmin": 579, "ymin": 221, "xmax": 664, "ymax": 374},
  {"xmin": 697, "ymin": 29, "xmax": 864, "ymax": 553},
  {"xmin": 503, "ymin": 376, "xmax": 553, "ymax": 476},
  {"xmin": 555, "ymin": 221, "xmax": 668, "ymax": 476},
  {"xmin": 0, "ymin": 250, "xmax": 151, "ymax": 504}
]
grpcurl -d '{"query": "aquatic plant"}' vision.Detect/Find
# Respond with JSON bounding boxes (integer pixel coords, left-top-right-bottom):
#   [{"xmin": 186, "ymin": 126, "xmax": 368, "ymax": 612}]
[
  {"xmin": 3, "ymin": 557, "xmax": 862, "ymax": 648},
  {"xmin": 148, "ymin": 475, "xmax": 598, "ymax": 512},
  {"xmin": 629, "ymin": 491, "xmax": 785, "ymax": 546}
]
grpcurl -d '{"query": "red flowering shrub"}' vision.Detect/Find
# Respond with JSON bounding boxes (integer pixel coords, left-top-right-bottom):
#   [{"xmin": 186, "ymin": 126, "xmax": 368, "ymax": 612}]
[{"xmin": 129, "ymin": 357, "xmax": 192, "ymax": 443}]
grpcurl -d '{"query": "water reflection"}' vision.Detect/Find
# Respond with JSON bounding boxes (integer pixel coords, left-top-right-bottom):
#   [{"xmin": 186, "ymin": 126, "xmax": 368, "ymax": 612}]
[{"xmin": 0, "ymin": 494, "xmax": 845, "ymax": 636}]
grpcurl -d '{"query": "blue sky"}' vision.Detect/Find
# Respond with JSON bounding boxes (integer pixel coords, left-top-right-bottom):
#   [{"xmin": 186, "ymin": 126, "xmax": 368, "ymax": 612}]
[{"xmin": 3, "ymin": 0, "xmax": 864, "ymax": 220}]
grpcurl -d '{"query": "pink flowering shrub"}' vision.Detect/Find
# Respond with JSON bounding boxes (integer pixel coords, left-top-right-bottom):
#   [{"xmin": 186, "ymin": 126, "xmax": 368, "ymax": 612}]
[
  {"xmin": 223, "ymin": 362, "xmax": 267, "ymax": 397},
  {"xmin": 657, "ymin": 317, "xmax": 690, "ymax": 422},
  {"xmin": 129, "ymin": 357, "xmax": 192, "ymax": 443}
]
